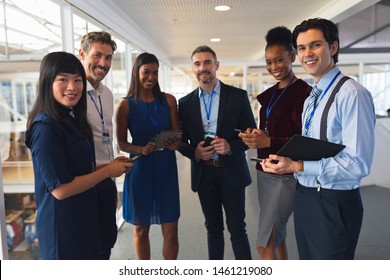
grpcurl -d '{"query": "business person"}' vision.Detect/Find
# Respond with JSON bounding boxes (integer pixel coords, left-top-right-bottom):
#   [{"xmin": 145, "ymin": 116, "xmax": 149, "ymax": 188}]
[
  {"xmin": 25, "ymin": 52, "xmax": 133, "ymax": 259},
  {"xmin": 79, "ymin": 31, "xmax": 118, "ymax": 259},
  {"xmin": 261, "ymin": 18, "xmax": 376, "ymax": 259},
  {"xmin": 240, "ymin": 26, "xmax": 311, "ymax": 259},
  {"xmin": 116, "ymin": 52, "xmax": 180, "ymax": 260},
  {"xmin": 179, "ymin": 45, "xmax": 256, "ymax": 260}
]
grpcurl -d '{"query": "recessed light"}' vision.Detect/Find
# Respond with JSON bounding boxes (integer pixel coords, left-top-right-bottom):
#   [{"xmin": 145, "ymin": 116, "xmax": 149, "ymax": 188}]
[
  {"xmin": 210, "ymin": 38, "xmax": 221, "ymax": 42},
  {"xmin": 215, "ymin": 5, "xmax": 231, "ymax": 11}
]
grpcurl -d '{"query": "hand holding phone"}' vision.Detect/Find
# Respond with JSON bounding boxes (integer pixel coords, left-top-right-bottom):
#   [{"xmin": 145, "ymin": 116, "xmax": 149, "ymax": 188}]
[
  {"xmin": 129, "ymin": 155, "xmax": 142, "ymax": 162},
  {"xmin": 250, "ymin": 157, "xmax": 263, "ymax": 162},
  {"xmin": 203, "ymin": 136, "xmax": 214, "ymax": 147}
]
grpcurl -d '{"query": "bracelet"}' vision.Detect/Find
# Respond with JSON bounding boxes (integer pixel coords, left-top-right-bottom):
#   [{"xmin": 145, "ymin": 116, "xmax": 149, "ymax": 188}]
[{"xmin": 297, "ymin": 160, "xmax": 304, "ymax": 172}]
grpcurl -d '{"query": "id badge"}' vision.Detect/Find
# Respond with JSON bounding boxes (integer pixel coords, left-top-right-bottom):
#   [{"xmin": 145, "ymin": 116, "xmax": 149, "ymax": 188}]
[
  {"xmin": 203, "ymin": 131, "xmax": 215, "ymax": 139},
  {"xmin": 102, "ymin": 129, "xmax": 110, "ymax": 144}
]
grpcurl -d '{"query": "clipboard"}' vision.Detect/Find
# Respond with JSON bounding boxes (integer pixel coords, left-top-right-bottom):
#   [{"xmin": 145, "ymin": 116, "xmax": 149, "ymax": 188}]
[
  {"xmin": 276, "ymin": 134, "xmax": 345, "ymax": 161},
  {"xmin": 155, "ymin": 130, "xmax": 182, "ymax": 149}
]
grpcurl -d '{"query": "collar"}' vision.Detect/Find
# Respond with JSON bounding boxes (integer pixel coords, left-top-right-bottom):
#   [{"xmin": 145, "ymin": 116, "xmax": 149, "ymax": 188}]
[
  {"xmin": 86, "ymin": 81, "xmax": 102, "ymax": 95},
  {"xmin": 197, "ymin": 80, "xmax": 221, "ymax": 97},
  {"xmin": 317, "ymin": 66, "xmax": 340, "ymax": 91}
]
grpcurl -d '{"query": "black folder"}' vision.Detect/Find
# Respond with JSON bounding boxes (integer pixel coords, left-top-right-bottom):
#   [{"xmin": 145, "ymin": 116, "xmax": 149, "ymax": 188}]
[{"xmin": 276, "ymin": 134, "xmax": 345, "ymax": 161}]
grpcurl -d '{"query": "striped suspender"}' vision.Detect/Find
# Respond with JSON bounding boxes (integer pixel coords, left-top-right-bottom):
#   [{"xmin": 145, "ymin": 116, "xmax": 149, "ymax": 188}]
[{"xmin": 320, "ymin": 76, "xmax": 351, "ymax": 141}]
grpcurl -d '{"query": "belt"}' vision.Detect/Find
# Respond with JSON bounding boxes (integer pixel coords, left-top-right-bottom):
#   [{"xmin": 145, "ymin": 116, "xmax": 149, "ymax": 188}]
[{"xmin": 204, "ymin": 159, "xmax": 220, "ymax": 167}]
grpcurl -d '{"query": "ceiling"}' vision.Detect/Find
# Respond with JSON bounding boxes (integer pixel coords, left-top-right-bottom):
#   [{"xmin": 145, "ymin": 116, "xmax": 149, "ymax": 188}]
[
  {"xmin": 1, "ymin": 0, "xmax": 390, "ymax": 80},
  {"xmin": 68, "ymin": 0, "xmax": 390, "ymax": 80}
]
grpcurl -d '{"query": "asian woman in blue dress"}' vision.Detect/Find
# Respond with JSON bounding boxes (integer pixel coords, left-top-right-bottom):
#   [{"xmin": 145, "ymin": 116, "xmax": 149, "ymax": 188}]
[
  {"xmin": 25, "ymin": 52, "xmax": 133, "ymax": 259},
  {"xmin": 115, "ymin": 53, "xmax": 181, "ymax": 260}
]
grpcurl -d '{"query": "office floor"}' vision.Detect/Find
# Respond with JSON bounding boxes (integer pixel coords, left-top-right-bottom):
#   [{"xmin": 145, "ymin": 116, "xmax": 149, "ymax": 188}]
[
  {"xmin": 7, "ymin": 150, "xmax": 390, "ymax": 260},
  {"xmin": 110, "ymin": 151, "xmax": 390, "ymax": 260}
]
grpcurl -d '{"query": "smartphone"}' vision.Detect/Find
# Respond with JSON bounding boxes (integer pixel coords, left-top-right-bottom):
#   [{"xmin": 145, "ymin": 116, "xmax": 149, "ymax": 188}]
[
  {"xmin": 203, "ymin": 136, "xmax": 214, "ymax": 147},
  {"xmin": 129, "ymin": 155, "xmax": 142, "ymax": 162},
  {"xmin": 250, "ymin": 157, "xmax": 263, "ymax": 162}
]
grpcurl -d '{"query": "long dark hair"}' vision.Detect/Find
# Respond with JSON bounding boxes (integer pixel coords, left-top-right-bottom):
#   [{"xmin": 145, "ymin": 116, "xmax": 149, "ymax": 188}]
[
  {"xmin": 27, "ymin": 52, "xmax": 92, "ymax": 140},
  {"xmin": 126, "ymin": 52, "xmax": 163, "ymax": 103}
]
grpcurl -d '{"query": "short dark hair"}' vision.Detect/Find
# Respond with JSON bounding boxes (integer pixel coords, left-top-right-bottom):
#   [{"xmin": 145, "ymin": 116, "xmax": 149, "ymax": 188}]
[
  {"xmin": 126, "ymin": 52, "xmax": 163, "ymax": 103},
  {"xmin": 191, "ymin": 45, "xmax": 217, "ymax": 61},
  {"xmin": 292, "ymin": 18, "xmax": 339, "ymax": 64},
  {"xmin": 80, "ymin": 31, "xmax": 117, "ymax": 53},
  {"xmin": 387, "ymin": 108, "xmax": 390, "ymax": 113}
]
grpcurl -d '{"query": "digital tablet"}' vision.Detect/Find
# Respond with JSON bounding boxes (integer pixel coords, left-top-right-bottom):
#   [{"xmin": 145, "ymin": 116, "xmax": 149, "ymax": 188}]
[
  {"xmin": 277, "ymin": 134, "xmax": 345, "ymax": 161},
  {"xmin": 155, "ymin": 130, "xmax": 183, "ymax": 149}
]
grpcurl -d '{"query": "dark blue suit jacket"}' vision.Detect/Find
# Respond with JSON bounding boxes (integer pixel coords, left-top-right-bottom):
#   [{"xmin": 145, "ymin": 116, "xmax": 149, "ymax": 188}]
[{"xmin": 178, "ymin": 81, "xmax": 256, "ymax": 192}]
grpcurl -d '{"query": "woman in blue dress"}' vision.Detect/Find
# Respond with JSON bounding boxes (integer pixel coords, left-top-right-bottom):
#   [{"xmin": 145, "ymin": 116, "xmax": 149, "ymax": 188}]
[
  {"xmin": 115, "ymin": 52, "xmax": 180, "ymax": 260},
  {"xmin": 25, "ymin": 52, "xmax": 133, "ymax": 259}
]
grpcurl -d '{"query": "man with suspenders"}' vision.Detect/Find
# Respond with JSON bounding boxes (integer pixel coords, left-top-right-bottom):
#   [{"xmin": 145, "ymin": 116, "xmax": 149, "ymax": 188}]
[{"xmin": 261, "ymin": 18, "xmax": 376, "ymax": 259}]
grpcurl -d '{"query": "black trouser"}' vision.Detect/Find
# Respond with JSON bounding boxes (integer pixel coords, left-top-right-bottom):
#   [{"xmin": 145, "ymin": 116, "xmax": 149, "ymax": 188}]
[
  {"xmin": 95, "ymin": 178, "xmax": 118, "ymax": 260},
  {"xmin": 294, "ymin": 183, "xmax": 363, "ymax": 260},
  {"xmin": 197, "ymin": 166, "xmax": 252, "ymax": 260}
]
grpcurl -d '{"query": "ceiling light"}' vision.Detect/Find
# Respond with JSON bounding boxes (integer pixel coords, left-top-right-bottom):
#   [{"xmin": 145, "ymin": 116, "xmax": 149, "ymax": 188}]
[
  {"xmin": 210, "ymin": 38, "xmax": 221, "ymax": 42},
  {"xmin": 215, "ymin": 5, "xmax": 231, "ymax": 11}
]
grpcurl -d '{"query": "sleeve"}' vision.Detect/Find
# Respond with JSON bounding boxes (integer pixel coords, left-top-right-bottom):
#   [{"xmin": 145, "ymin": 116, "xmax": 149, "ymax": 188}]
[
  {"xmin": 303, "ymin": 84, "xmax": 376, "ymax": 186},
  {"xmin": 29, "ymin": 122, "xmax": 74, "ymax": 191},
  {"xmin": 228, "ymin": 90, "xmax": 257, "ymax": 158},
  {"xmin": 178, "ymin": 98, "xmax": 197, "ymax": 159}
]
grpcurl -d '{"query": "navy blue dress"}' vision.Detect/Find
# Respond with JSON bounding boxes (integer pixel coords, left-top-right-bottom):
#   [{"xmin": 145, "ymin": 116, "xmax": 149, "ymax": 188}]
[
  {"xmin": 25, "ymin": 107, "xmax": 101, "ymax": 259},
  {"xmin": 122, "ymin": 94, "xmax": 180, "ymax": 225}
]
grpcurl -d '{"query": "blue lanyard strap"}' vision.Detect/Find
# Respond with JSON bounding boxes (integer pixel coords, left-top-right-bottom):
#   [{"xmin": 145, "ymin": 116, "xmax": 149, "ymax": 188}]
[
  {"xmin": 266, "ymin": 76, "xmax": 295, "ymax": 120},
  {"xmin": 304, "ymin": 71, "xmax": 341, "ymax": 132},
  {"xmin": 88, "ymin": 91, "xmax": 104, "ymax": 125},
  {"xmin": 201, "ymin": 89, "xmax": 216, "ymax": 127}
]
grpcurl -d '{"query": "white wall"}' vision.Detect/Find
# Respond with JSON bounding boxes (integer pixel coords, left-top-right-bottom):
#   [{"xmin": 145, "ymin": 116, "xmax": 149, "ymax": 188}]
[{"xmin": 361, "ymin": 117, "xmax": 390, "ymax": 188}]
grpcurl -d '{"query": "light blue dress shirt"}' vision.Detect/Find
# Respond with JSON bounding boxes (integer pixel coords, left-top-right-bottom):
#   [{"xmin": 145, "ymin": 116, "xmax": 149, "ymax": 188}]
[
  {"xmin": 198, "ymin": 80, "xmax": 221, "ymax": 160},
  {"xmin": 198, "ymin": 80, "xmax": 221, "ymax": 136},
  {"xmin": 296, "ymin": 66, "xmax": 376, "ymax": 190}
]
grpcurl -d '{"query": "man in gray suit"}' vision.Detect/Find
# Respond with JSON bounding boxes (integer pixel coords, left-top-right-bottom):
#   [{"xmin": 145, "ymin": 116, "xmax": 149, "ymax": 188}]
[{"xmin": 179, "ymin": 45, "xmax": 255, "ymax": 260}]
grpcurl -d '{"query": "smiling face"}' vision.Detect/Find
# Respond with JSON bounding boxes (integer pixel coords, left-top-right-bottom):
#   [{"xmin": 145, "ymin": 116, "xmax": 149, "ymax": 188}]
[
  {"xmin": 265, "ymin": 45, "xmax": 295, "ymax": 83},
  {"xmin": 296, "ymin": 28, "xmax": 338, "ymax": 83},
  {"xmin": 52, "ymin": 73, "xmax": 84, "ymax": 108},
  {"xmin": 79, "ymin": 42, "xmax": 113, "ymax": 88},
  {"xmin": 191, "ymin": 52, "xmax": 219, "ymax": 87},
  {"xmin": 139, "ymin": 62, "xmax": 159, "ymax": 91}
]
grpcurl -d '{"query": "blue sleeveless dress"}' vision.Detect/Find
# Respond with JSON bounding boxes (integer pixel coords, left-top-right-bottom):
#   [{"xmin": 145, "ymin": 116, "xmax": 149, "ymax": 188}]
[{"xmin": 122, "ymin": 94, "xmax": 180, "ymax": 225}]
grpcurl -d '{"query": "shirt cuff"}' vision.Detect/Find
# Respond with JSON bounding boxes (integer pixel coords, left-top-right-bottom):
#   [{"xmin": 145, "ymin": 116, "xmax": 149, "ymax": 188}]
[{"xmin": 302, "ymin": 160, "xmax": 320, "ymax": 175}]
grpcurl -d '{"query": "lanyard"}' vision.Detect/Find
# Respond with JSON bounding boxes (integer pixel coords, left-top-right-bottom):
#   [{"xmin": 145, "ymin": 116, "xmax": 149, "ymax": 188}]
[
  {"xmin": 142, "ymin": 100, "xmax": 159, "ymax": 136},
  {"xmin": 201, "ymin": 89, "xmax": 216, "ymax": 128},
  {"xmin": 266, "ymin": 76, "xmax": 295, "ymax": 121},
  {"xmin": 304, "ymin": 71, "xmax": 341, "ymax": 132},
  {"xmin": 88, "ymin": 91, "xmax": 104, "ymax": 126}
]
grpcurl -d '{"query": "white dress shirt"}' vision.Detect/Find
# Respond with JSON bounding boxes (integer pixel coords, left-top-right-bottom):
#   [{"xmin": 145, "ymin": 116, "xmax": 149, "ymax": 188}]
[{"xmin": 86, "ymin": 81, "xmax": 115, "ymax": 166}]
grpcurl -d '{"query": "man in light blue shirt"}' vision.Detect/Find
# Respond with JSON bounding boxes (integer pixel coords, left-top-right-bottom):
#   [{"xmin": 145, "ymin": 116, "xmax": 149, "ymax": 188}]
[{"xmin": 261, "ymin": 18, "xmax": 375, "ymax": 259}]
